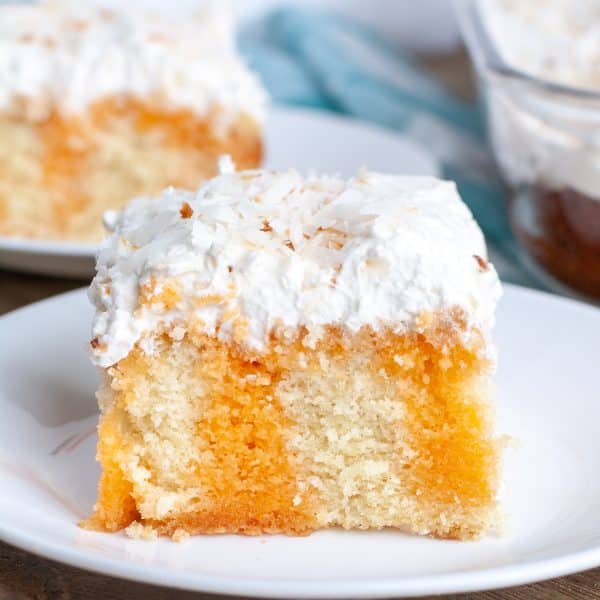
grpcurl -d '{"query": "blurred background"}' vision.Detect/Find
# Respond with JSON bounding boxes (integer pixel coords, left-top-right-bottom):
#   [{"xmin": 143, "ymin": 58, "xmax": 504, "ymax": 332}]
[
  {"xmin": 236, "ymin": 0, "xmax": 600, "ymax": 302},
  {"xmin": 237, "ymin": 0, "xmax": 462, "ymax": 51},
  {"xmin": 2, "ymin": 0, "xmax": 599, "ymax": 305}
]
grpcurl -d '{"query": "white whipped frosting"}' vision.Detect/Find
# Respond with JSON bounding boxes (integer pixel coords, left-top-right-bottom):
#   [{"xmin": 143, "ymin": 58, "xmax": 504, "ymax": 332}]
[
  {"xmin": 0, "ymin": 0, "xmax": 266, "ymax": 125},
  {"xmin": 482, "ymin": 0, "xmax": 600, "ymax": 90},
  {"xmin": 89, "ymin": 161, "xmax": 501, "ymax": 367}
]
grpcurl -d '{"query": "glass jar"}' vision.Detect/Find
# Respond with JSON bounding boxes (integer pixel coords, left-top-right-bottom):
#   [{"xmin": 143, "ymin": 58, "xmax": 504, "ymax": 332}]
[{"xmin": 456, "ymin": 0, "xmax": 600, "ymax": 300}]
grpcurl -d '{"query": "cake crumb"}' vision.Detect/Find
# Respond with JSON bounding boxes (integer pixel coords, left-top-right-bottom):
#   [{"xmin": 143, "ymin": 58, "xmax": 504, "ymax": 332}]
[
  {"xmin": 172, "ymin": 528, "xmax": 190, "ymax": 543},
  {"xmin": 125, "ymin": 521, "xmax": 158, "ymax": 540}
]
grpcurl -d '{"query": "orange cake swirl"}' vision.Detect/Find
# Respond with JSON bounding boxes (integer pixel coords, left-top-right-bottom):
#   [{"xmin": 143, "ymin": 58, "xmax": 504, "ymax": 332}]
[
  {"xmin": 0, "ymin": 1, "xmax": 265, "ymax": 242},
  {"xmin": 85, "ymin": 165, "xmax": 504, "ymax": 540}
]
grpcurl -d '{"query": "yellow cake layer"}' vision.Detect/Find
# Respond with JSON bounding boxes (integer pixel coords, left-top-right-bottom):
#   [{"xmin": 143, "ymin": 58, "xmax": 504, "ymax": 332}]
[
  {"xmin": 0, "ymin": 97, "xmax": 262, "ymax": 242},
  {"xmin": 83, "ymin": 314, "xmax": 503, "ymax": 540}
]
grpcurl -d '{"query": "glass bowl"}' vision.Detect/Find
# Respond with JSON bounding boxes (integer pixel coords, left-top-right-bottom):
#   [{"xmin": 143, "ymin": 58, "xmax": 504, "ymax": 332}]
[{"xmin": 455, "ymin": 0, "xmax": 600, "ymax": 301}]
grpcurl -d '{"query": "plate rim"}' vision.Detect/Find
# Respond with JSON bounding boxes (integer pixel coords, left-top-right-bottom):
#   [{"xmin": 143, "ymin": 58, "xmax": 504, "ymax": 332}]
[
  {"xmin": 2, "ymin": 519, "xmax": 600, "ymax": 599},
  {"xmin": 0, "ymin": 234, "xmax": 97, "ymax": 257},
  {"xmin": 1, "ymin": 283, "xmax": 599, "ymax": 597}
]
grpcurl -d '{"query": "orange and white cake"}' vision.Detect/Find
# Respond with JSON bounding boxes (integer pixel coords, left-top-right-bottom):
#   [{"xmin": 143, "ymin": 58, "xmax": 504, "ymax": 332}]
[
  {"xmin": 0, "ymin": 1, "xmax": 265, "ymax": 242},
  {"xmin": 85, "ymin": 159, "xmax": 504, "ymax": 540}
]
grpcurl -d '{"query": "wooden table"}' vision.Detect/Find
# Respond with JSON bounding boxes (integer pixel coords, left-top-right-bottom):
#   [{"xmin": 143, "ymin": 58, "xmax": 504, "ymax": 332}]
[{"xmin": 2, "ymin": 51, "xmax": 600, "ymax": 600}]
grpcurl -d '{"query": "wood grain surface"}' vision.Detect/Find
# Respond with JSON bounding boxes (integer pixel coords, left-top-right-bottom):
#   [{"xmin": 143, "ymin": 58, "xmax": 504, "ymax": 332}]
[{"xmin": 1, "ymin": 50, "xmax": 599, "ymax": 599}]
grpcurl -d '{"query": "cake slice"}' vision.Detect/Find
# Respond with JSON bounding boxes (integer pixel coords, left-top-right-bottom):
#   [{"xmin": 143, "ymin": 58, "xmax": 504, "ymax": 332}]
[
  {"xmin": 0, "ymin": 1, "xmax": 265, "ymax": 242},
  {"xmin": 85, "ymin": 160, "xmax": 503, "ymax": 540}
]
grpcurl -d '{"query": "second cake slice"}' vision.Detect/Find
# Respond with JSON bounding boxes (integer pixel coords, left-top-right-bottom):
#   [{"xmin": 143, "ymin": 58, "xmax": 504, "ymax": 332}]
[{"xmin": 0, "ymin": 1, "xmax": 265, "ymax": 242}]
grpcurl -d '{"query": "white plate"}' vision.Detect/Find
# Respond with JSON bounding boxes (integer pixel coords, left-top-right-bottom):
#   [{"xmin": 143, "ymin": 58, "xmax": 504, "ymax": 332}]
[
  {"xmin": 0, "ymin": 106, "xmax": 438, "ymax": 279},
  {"xmin": 1, "ymin": 285, "xmax": 600, "ymax": 597}
]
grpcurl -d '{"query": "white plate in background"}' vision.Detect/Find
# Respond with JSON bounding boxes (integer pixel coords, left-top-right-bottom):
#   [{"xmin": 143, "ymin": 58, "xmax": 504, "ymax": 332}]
[
  {"xmin": 0, "ymin": 106, "xmax": 438, "ymax": 279},
  {"xmin": 1, "ymin": 284, "xmax": 600, "ymax": 596}
]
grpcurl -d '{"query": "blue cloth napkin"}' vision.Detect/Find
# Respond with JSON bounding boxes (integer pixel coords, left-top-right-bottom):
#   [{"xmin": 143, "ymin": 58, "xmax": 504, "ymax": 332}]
[{"xmin": 239, "ymin": 8, "xmax": 540, "ymax": 289}]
